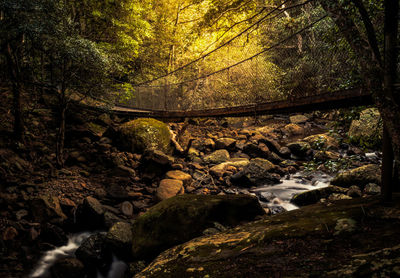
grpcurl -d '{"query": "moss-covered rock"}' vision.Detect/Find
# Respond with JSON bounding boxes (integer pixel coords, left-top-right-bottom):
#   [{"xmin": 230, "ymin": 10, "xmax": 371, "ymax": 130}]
[
  {"xmin": 348, "ymin": 108, "xmax": 382, "ymax": 148},
  {"xmin": 314, "ymin": 150, "xmax": 340, "ymax": 162},
  {"xmin": 291, "ymin": 186, "xmax": 347, "ymax": 206},
  {"xmin": 131, "ymin": 194, "xmax": 265, "ymax": 260},
  {"xmin": 287, "ymin": 141, "xmax": 311, "ymax": 157},
  {"xmin": 117, "ymin": 118, "xmax": 172, "ymax": 154},
  {"xmin": 135, "ymin": 195, "xmax": 400, "ymax": 278},
  {"xmin": 326, "ymin": 244, "xmax": 400, "ymax": 277},
  {"xmin": 330, "ymin": 164, "xmax": 381, "ymax": 188},
  {"xmin": 303, "ymin": 134, "xmax": 339, "ymax": 150}
]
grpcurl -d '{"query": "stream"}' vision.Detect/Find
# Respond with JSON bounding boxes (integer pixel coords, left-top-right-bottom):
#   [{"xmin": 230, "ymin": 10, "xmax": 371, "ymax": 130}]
[
  {"xmin": 30, "ymin": 232, "xmax": 127, "ymax": 278},
  {"xmin": 251, "ymin": 171, "xmax": 332, "ymax": 213},
  {"xmin": 30, "ymin": 172, "xmax": 332, "ymax": 278}
]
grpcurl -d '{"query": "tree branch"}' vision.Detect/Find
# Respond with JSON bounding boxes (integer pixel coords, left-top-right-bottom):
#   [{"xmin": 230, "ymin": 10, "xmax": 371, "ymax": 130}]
[{"xmin": 351, "ymin": 0, "xmax": 382, "ymax": 66}]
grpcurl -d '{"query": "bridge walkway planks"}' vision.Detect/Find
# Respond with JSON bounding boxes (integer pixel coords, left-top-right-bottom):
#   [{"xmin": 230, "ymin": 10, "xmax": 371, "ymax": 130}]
[{"xmin": 105, "ymin": 88, "xmax": 373, "ymax": 118}]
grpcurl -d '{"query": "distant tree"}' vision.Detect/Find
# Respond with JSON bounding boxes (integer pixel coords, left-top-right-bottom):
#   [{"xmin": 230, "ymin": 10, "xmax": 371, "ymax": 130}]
[
  {"xmin": 0, "ymin": 0, "xmax": 151, "ymax": 167},
  {"xmin": 0, "ymin": 0, "xmax": 37, "ymax": 142}
]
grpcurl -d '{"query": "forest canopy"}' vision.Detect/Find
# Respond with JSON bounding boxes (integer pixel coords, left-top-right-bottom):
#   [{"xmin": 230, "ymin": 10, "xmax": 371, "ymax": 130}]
[{"xmin": 1, "ymin": 0, "xmax": 385, "ymax": 111}]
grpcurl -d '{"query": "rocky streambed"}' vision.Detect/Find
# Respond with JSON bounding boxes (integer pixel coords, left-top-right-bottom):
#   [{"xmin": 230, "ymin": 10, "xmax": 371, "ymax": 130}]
[{"xmin": 0, "ymin": 107, "xmax": 389, "ymax": 277}]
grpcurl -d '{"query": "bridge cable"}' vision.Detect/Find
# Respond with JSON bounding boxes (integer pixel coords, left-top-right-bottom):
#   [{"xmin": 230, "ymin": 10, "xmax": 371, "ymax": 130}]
[
  {"xmin": 135, "ymin": 14, "xmax": 328, "ymax": 88},
  {"xmin": 132, "ymin": 0, "xmax": 293, "ymax": 86}
]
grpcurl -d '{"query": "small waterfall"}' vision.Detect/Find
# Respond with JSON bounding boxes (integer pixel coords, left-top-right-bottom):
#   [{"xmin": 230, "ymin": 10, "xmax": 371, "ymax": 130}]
[
  {"xmin": 30, "ymin": 232, "xmax": 128, "ymax": 278},
  {"xmin": 251, "ymin": 172, "xmax": 332, "ymax": 212},
  {"xmin": 30, "ymin": 232, "xmax": 92, "ymax": 278}
]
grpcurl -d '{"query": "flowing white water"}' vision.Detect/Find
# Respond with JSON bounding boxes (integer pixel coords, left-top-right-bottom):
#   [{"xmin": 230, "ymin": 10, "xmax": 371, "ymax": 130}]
[
  {"xmin": 251, "ymin": 172, "xmax": 331, "ymax": 212},
  {"xmin": 30, "ymin": 232, "xmax": 92, "ymax": 278},
  {"xmin": 97, "ymin": 255, "xmax": 127, "ymax": 278},
  {"xmin": 30, "ymin": 232, "xmax": 127, "ymax": 278}
]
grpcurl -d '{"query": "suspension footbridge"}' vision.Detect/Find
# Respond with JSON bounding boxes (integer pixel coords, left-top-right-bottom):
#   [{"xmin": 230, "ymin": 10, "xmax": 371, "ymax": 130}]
[{"xmin": 80, "ymin": 0, "xmax": 376, "ymax": 118}]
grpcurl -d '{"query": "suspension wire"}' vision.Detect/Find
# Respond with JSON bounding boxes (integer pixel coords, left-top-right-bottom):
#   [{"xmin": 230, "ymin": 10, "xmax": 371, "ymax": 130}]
[
  {"xmin": 110, "ymin": 0, "xmax": 313, "ymax": 88},
  {"xmin": 198, "ymin": 5, "xmax": 268, "ymax": 55},
  {"xmin": 135, "ymin": 14, "xmax": 328, "ymax": 88},
  {"xmin": 132, "ymin": 0, "xmax": 293, "ymax": 86}
]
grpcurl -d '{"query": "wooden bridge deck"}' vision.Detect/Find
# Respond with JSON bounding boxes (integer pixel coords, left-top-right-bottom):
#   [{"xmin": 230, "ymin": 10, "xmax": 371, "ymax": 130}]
[{"xmin": 103, "ymin": 88, "xmax": 373, "ymax": 118}]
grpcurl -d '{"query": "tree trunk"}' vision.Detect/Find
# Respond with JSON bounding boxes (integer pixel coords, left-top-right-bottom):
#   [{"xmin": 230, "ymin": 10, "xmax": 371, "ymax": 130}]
[
  {"xmin": 56, "ymin": 104, "xmax": 67, "ymax": 168},
  {"xmin": 380, "ymin": 0, "xmax": 400, "ymax": 202},
  {"xmin": 319, "ymin": 0, "xmax": 400, "ymax": 197},
  {"xmin": 5, "ymin": 43, "xmax": 24, "ymax": 142},
  {"xmin": 11, "ymin": 82, "xmax": 24, "ymax": 141}
]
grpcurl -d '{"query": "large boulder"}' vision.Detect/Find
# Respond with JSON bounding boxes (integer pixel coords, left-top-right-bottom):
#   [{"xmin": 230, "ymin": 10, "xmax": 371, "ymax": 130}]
[
  {"xmin": 131, "ymin": 194, "xmax": 265, "ymax": 260},
  {"xmin": 330, "ymin": 164, "xmax": 381, "ymax": 188},
  {"xmin": 115, "ymin": 118, "xmax": 172, "ymax": 154},
  {"xmin": 230, "ymin": 158, "xmax": 279, "ymax": 187},
  {"xmin": 135, "ymin": 196, "xmax": 400, "ymax": 278},
  {"xmin": 348, "ymin": 108, "xmax": 382, "ymax": 148}
]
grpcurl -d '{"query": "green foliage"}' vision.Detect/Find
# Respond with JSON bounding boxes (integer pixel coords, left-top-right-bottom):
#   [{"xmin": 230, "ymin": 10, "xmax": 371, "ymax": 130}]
[
  {"xmin": 304, "ymin": 155, "xmax": 360, "ymax": 174},
  {"xmin": 347, "ymin": 107, "xmax": 383, "ymax": 150},
  {"xmin": 0, "ymin": 0, "xmax": 387, "ymax": 110},
  {"xmin": 331, "ymin": 107, "xmax": 366, "ymax": 132}
]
